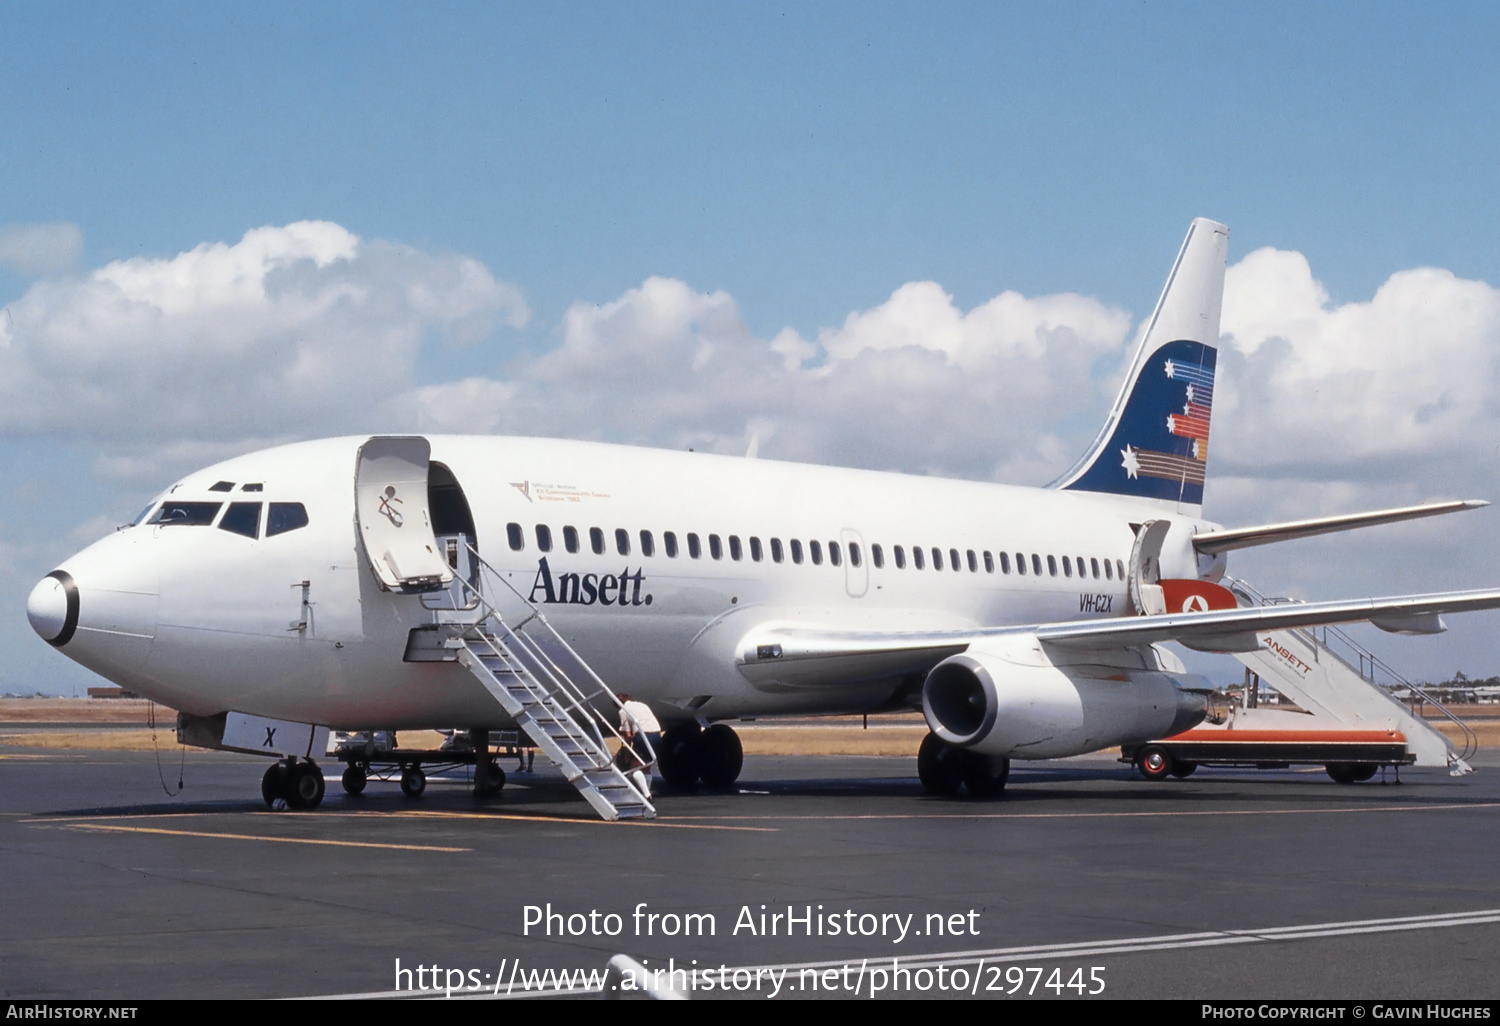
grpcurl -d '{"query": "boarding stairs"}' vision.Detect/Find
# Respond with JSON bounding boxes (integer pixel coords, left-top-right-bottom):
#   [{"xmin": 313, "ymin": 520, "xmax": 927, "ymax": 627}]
[
  {"xmin": 435, "ymin": 546, "xmax": 656, "ymax": 821},
  {"xmin": 1224, "ymin": 577, "xmax": 1476, "ymax": 776}
]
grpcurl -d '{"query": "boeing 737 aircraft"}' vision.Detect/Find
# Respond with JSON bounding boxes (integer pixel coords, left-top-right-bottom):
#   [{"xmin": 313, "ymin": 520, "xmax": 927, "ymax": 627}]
[{"xmin": 25, "ymin": 219, "xmax": 1500, "ymax": 817}]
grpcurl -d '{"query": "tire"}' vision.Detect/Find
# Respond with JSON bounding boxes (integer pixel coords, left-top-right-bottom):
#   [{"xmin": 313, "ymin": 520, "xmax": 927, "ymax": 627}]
[
  {"xmin": 960, "ymin": 751, "xmax": 1010, "ymax": 798},
  {"xmin": 288, "ymin": 762, "xmax": 325, "ymax": 810},
  {"xmin": 1136, "ymin": 744, "xmax": 1174, "ymax": 781},
  {"xmin": 917, "ymin": 732, "xmax": 964, "ymax": 796},
  {"xmin": 261, "ymin": 763, "xmax": 286, "ymax": 809},
  {"xmin": 1169, "ymin": 761, "xmax": 1198, "ymax": 779},
  {"xmin": 400, "ymin": 766, "xmax": 427, "ymax": 797},
  {"xmin": 341, "ymin": 764, "xmax": 367, "ymax": 795},
  {"xmin": 482, "ymin": 761, "xmax": 506, "ymax": 795},
  {"xmin": 1327, "ymin": 763, "xmax": 1375, "ymax": 784},
  {"xmin": 657, "ymin": 723, "xmax": 702, "ymax": 789},
  {"xmin": 698, "ymin": 724, "xmax": 743, "ymax": 789}
]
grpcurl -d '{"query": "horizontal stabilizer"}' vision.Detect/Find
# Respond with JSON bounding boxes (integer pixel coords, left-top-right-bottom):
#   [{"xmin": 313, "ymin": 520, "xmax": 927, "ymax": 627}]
[{"xmin": 1193, "ymin": 500, "xmax": 1487, "ymax": 554}]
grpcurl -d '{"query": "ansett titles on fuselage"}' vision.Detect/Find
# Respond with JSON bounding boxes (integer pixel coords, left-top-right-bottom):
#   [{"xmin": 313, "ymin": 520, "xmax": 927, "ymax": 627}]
[{"xmin": 528, "ymin": 557, "xmax": 653, "ymax": 607}]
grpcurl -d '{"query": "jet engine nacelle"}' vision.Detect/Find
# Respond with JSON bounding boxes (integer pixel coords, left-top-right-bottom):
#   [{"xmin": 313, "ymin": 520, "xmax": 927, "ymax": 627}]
[{"xmin": 921, "ymin": 636, "xmax": 1208, "ymax": 759}]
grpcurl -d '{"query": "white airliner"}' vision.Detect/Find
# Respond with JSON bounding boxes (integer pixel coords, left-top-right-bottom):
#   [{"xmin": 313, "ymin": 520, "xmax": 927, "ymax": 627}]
[{"xmin": 25, "ymin": 218, "xmax": 1500, "ymax": 815}]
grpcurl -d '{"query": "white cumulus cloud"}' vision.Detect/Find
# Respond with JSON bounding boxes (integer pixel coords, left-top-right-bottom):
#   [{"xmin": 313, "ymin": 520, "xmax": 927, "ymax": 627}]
[
  {"xmin": 0, "ymin": 221, "xmax": 529, "ymax": 446},
  {"xmin": 410, "ymin": 274, "xmax": 1133, "ymax": 481}
]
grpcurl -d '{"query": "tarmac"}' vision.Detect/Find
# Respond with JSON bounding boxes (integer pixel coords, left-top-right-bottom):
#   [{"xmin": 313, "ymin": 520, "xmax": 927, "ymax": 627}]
[{"xmin": 3, "ymin": 742, "xmax": 1500, "ymax": 1000}]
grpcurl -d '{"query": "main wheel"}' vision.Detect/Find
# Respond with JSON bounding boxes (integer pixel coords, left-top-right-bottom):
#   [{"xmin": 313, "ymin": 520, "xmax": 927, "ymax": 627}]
[
  {"xmin": 261, "ymin": 763, "xmax": 287, "ymax": 809},
  {"xmin": 960, "ymin": 751, "xmax": 1010, "ymax": 798},
  {"xmin": 697, "ymin": 724, "xmax": 743, "ymax": 788},
  {"xmin": 657, "ymin": 723, "xmax": 702, "ymax": 788},
  {"xmin": 400, "ymin": 766, "xmax": 427, "ymax": 797},
  {"xmin": 341, "ymin": 764, "xmax": 367, "ymax": 795},
  {"xmin": 1349, "ymin": 764, "xmax": 1378, "ymax": 782},
  {"xmin": 1136, "ymin": 744, "xmax": 1174, "ymax": 781},
  {"xmin": 917, "ymin": 732, "xmax": 964, "ymax": 796},
  {"xmin": 288, "ymin": 762, "xmax": 325, "ymax": 810}
]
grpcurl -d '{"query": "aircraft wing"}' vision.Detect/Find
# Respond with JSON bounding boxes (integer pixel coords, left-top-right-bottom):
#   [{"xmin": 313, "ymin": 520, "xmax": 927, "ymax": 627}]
[{"xmin": 738, "ymin": 588, "xmax": 1500, "ymax": 685}]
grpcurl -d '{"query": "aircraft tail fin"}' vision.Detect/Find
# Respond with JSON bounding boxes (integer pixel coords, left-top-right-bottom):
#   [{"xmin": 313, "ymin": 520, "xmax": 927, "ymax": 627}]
[{"xmin": 1052, "ymin": 217, "xmax": 1229, "ymax": 512}]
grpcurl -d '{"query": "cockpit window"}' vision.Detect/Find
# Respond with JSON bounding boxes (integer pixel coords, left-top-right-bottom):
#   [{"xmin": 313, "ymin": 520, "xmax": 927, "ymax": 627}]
[
  {"xmin": 266, "ymin": 502, "xmax": 309, "ymax": 537},
  {"xmin": 218, "ymin": 502, "xmax": 262, "ymax": 539},
  {"xmin": 149, "ymin": 501, "xmax": 222, "ymax": 527},
  {"xmin": 208, "ymin": 481, "xmax": 235, "ymax": 493},
  {"xmin": 132, "ymin": 503, "xmax": 157, "ymax": 526},
  {"xmin": 241, "ymin": 483, "xmax": 263, "ymax": 492}
]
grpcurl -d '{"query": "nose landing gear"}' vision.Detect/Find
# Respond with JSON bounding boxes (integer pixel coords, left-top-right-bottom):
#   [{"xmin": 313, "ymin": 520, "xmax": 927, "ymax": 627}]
[{"xmin": 261, "ymin": 758, "xmax": 326, "ymax": 810}]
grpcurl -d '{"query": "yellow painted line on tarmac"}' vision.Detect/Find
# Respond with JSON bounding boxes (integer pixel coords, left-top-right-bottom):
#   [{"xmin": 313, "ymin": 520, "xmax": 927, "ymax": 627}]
[
  {"xmin": 0, "ymin": 753, "xmax": 61, "ymax": 759},
  {"xmin": 60, "ymin": 822, "xmax": 470, "ymax": 852},
  {"xmin": 390, "ymin": 809, "xmax": 777, "ymax": 832},
  {"xmin": 669, "ymin": 800, "xmax": 1500, "ymax": 823}
]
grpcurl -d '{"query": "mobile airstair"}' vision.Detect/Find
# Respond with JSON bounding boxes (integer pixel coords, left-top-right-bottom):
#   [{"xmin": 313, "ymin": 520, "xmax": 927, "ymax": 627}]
[{"xmin": 434, "ymin": 545, "xmax": 657, "ymax": 821}]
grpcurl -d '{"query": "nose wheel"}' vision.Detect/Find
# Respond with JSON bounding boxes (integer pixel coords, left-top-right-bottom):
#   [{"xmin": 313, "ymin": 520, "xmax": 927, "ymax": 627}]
[{"xmin": 261, "ymin": 758, "xmax": 326, "ymax": 810}]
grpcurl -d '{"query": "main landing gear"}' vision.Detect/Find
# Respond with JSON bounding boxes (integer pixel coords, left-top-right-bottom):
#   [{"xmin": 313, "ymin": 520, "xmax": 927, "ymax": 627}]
[
  {"xmin": 656, "ymin": 722, "xmax": 744, "ymax": 789},
  {"xmin": 261, "ymin": 757, "xmax": 326, "ymax": 810},
  {"xmin": 918, "ymin": 732, "xmax": 1009, "ymax": 799}
]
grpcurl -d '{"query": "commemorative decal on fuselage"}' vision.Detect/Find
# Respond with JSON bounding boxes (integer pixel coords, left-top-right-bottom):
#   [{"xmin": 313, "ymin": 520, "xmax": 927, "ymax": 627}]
[{"xmin": 528, "ymin": 557, "xmax": 653, "ymax": 607}]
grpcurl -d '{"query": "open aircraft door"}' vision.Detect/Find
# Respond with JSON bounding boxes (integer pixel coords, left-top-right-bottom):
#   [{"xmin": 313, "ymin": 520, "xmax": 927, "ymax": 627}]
[{"xmin": 355, "ymin": 436, "xmax": 454, "ymax": 593}]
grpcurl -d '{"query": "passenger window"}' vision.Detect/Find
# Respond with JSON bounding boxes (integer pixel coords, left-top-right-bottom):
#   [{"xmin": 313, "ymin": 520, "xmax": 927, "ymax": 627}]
[
  {"xmin": 932, "ymin": 548, "xmax": 943, "ymax": 571},
  {"xmin": 640, "ymin": 530, "xmax": 654, "ymax": 557},
  {"xmin": 1077, "ymin": 555, "xmax": 1087, "ymax": 578},
  {"xmin": 564, "ymin": 526, "xmax": 579, "ymax": 554},
  {"xmin": 665, "ymin": 532, "xmax": 678, "ymax": 558},
  {"xmin": 983, "ymin": 551, "xmax": 993, "ymax": 573},
  {"xmin": 1047, "ymin": 555, "xmax": 1058, "ymax": 577},
  {"xmin": 750, "ymin": 537, "xmax": 763, "ymax": 562},
  {"xmin": 1103, "ymin": 559, "xmax": 1112, "ymax": 580},
  {"xmin": 1015, "ymin": 552, "xmax": 1025, "ymax": 575},
  {"xmin": 1117, "ymin": 559, "xmax": 1126, "ymax": 580},
  {"xmin": 810, "ymin": 540, "xmax": 823, "ymax": 565},
  {"xmin": 894, "ymin": 545, "xmax": 906, "ymax": 569},
  {"xmin": 267, "ymin": 503, "xmax": 309, "ymax": 537},
  {"xmin": 1091, "ymin": 557, "xmax": 1100, "ymax": 579},
  {"xmin": 913, "ymin": 546, "xmax": 924, "ymax": 570},
  {"xmin": 150, "ymin": 501, "xmax": 222, "ymax": 527},
  {"xmin": 950, "ymin": 548, "xmax": 961, "ymax": 572},
  {"xmin": 688, "ymin": 533, "xmax": 702, "ymax": 559},
  {"xmin": 1000, "ymin": 552, "xmax": 1011, "ymax": 574},
  {"xmin": 536, "ymin": 525, "xmax": 552, "ymax": 552},
  {"xmin": 507, "ymin": 523, "xmax": 524, "ymax": 550},
  {"xmin": 770, "ymin": 538, "xmax": 784, "ymax": 563},
  {"xmin": 829, "ymin": 542, "xmax": 841, "ymax": 567},
  {"xmin": 790, "ymin": 539, "xmax": 803, "ymax": 564},
  {"xmin": 729, "ymin": 535, "xmax": 742, "ymax": 561},
  {"xmin": 218, "ymin": 502, "xmax": 261, "ymax": 539},
  {"xmin": 616, "ymin": 529, "xmax": 631, "ymax": 556},
  {"xmin": 709, "ymin": 534, "xmax": 723, "ymax": 560},
  {"xmin": 1032, "ymin": 554, "xmax": 1043, "ymax": 576},
  {"xmin": 871, "ymin": 543, "xmax": 883, "ymax": 569},
  {"xmin": 1062, "ymin": 556, "xmax": 1072, "ymax": 578},
  {"xmin": 849, "ymin": 543, "xmax": 861, "ymax": 568},
  {"xmin": 590, "ymin": 527, "xmax": 605, "ymax": 555}
]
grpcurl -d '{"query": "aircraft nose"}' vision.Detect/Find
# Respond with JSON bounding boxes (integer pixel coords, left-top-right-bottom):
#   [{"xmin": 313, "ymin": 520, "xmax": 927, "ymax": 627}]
[{"xmin": 28, "ymin": 571, "xmax": 80, "ymax": 647}]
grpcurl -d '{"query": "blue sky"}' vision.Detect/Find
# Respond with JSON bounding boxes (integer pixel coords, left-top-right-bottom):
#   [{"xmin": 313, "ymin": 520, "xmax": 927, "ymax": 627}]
[{"xmin": 4, "ymin": 3, "xmax": 1500, "ymax": 693}]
